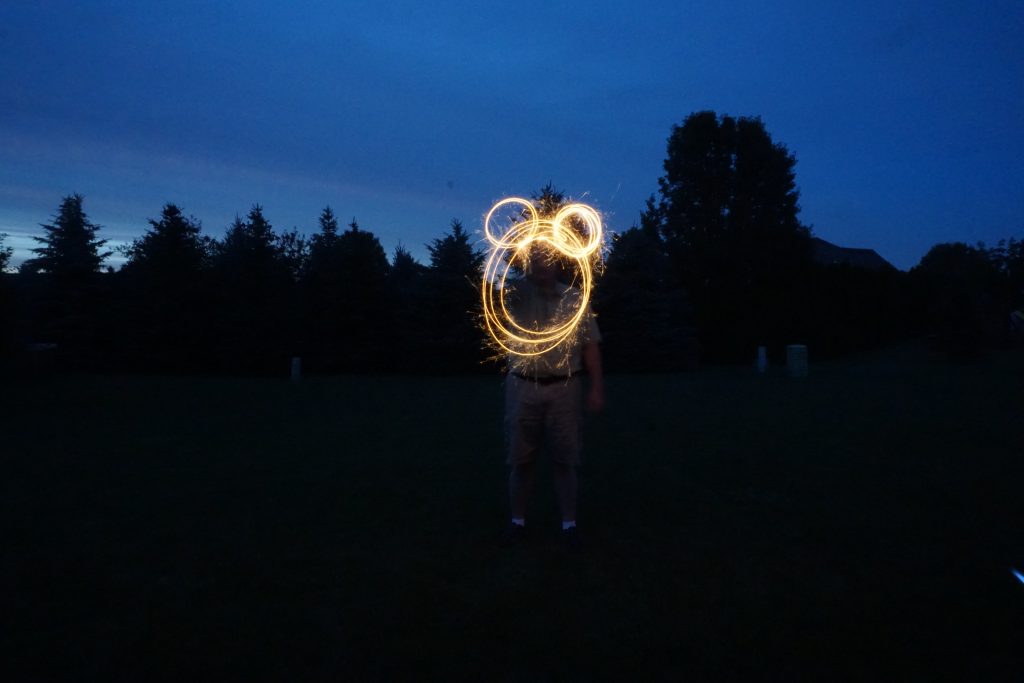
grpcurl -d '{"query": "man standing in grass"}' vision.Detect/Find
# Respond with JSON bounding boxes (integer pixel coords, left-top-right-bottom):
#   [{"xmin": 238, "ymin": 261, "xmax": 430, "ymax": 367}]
[{"xmin": 501, "ymin": 244, "xmax": 604, "ymax": 547}]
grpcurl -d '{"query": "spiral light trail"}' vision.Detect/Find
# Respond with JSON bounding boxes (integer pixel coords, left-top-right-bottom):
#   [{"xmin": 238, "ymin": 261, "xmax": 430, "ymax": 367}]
[{"xmin": 481, "ymin": 197, "xmax": 604, "ymax": 357}]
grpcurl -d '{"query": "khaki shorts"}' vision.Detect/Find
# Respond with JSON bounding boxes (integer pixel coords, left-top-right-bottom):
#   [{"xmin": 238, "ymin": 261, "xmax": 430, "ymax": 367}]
[{"xmin": 505, "ymin": 375, "xmax": 583, "ymax": 466}]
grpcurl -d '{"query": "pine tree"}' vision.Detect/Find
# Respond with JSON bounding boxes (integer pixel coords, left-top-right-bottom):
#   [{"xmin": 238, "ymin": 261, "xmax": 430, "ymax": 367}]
[
  {"xmin": 301, "ymin": 215, "xmax": 391, "ymax": 371},
  {"xmin": 301, "ymin": 206, "xmax": 343, "ymax": 365},
  {"xmin": 427, "ymin": 219, "xmax": 482, "ymax": 278},
  {"xmin": 391, "ymin": 243, "xmax": 424, "ymax": 290},
  {"xmin": 425, "ymin": 218, "xmax": 486, "ymax": 371},
  {"xmin": 31, "ymin": 194, "xmax": 111, "ymax": 280},
  {"xmin": 278, "ymin": 228, "xmax": 310, "ymax": 282},
  {"xmin": 215, "ymin": 206, "xmax": 287, "ymax": 291},
  {"xmin": 388, "ymin": 243, "xmax": 428, "ymax": 371},
  {"xmin": 308, "ymin": 206, "xmax": 339, "ymax": 260},
  {"xmin": 597, "ymin": 214, "xmax": 698, "ymax": 371},
  {"xmin": 335, "ymin": 218, "xmax": 392, "ymax": 370},
  {"xmin": 211, "ymin": 205, "xmax": 292, "ymax": 372},
  {"xmin": 26, "ymin": 194, "xmax": 113, "ymax": 360},
  {"xmin": 118, "ymin": 204, "xmax": 213, "ymax": 369},
  {"xmin": 122, "ymin": 204, "xmax": 210, "ymax": 277},
  {"xmin": 0, "ymin": 233, "xmax": 12, "ymax": 272},
  {"xmin": 0, "ymin": 234, "xmax": 13, "ymax": 358}
]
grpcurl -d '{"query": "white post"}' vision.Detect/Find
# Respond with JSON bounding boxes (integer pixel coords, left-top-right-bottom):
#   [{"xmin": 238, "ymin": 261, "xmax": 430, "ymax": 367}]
[
  {"xmin": 290, "ymin": 356, "xmax": 302, "ymax": 383},
  {"xmin": 755, "ymin": 346, "xmax": 767, "ymax": 374}
]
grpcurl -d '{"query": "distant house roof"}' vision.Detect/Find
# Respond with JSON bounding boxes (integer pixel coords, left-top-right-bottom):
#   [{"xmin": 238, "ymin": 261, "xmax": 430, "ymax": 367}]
[{"xmin": 811, "ymin": 237, "xmax": 895, "ymax": 270}]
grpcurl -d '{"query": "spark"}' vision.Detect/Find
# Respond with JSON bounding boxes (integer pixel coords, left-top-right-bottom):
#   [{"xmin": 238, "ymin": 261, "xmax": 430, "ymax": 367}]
[{"xmin": 481, "ymin": 197, "xmax": 604, "ymax": 357}]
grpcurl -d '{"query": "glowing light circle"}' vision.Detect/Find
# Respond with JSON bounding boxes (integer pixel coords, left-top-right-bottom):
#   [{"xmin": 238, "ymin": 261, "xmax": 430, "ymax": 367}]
[{"xmin": 481, "ymin": 197, "xmax": 604, "ymax": 357}]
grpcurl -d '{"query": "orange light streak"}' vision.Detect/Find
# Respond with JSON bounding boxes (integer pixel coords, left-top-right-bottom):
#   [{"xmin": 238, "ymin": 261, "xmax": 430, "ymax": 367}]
[{"xmin": 481, "ymin": 197, "xmax": 604, "ymax": 357}]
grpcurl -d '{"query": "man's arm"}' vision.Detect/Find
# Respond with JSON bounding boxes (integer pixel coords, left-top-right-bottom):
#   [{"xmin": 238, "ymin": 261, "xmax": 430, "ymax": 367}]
[{"xmin": 582, "ymin": 342, "xmax": 604, "ymax": 413}]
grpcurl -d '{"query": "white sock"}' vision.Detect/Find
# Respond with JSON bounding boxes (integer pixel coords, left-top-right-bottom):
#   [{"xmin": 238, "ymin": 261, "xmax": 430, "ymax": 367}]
[
  {"xmin": 561, "ymin": 520, "xmax": 576, "ymax": 531},
  {"xmin": 511, "ymin": 518, "xmax": 526, "ymax": 527}
]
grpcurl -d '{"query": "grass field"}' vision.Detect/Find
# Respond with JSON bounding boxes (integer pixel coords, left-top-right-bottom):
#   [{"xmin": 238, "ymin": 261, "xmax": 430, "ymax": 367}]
[{"xmin": 4, "ymin": 345, "xmax": 1023, "ymax": 681}]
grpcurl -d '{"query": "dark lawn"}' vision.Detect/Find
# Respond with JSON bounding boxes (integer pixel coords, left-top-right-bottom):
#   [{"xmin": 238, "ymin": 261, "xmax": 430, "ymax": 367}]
[{"xmin": 3, "ymin": 345, "xmax": 1023, "ymax": 681}]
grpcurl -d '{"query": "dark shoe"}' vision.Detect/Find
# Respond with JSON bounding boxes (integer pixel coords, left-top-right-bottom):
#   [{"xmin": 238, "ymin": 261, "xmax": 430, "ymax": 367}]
[
  {"xmin": 499, "ymin": 523, "xmax": 528, "ymax": 547},
  {"xmin": 560, "ymin": 526, "xmax": 581, "ymax": 550}
]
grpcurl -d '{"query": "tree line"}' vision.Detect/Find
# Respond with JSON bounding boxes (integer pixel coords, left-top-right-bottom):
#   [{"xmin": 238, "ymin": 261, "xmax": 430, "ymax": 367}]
[
  {"xmin": 2, "ymin": 111, "xmax": 1021, "ymax": 375},
  {"xmin": 3, "ymin": 198, "xmax": 493, "ymax": 375}
]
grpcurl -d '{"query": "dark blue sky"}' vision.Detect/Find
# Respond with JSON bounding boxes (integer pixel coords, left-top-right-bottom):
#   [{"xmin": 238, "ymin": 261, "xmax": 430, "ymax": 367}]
[{"xmin": 2, "ymin": 1, "xmax": 1021, "ymax": 270}]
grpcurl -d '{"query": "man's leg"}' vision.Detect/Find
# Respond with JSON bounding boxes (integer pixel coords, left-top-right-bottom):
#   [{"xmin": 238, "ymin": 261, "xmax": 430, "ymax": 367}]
[
  {"xmin": 547, "ymin": 381, "xmax": 582, "ymax": 528},
  {"xmin": 510, "ymin": 462, "xmax": 537, "ymax": 521},
  {"xmin": 552, "ymin": 463, "xmax": 577, "ymax": 524},
  {"xmin": 506, "ymin": 376, "xmax": 541, "ymax": 526}
]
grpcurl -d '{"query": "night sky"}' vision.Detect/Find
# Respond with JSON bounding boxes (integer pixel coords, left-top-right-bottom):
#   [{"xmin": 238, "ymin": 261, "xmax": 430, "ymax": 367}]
[{"xmin": 2, "ymin": 1, "xmax": 1021, "ymax": 270}]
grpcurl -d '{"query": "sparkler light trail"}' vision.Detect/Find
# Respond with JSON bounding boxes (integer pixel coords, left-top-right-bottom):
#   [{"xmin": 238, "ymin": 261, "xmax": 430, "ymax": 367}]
[{"xmin": 481, "ymin": 197, "xmax": 604, "ymax": 357}]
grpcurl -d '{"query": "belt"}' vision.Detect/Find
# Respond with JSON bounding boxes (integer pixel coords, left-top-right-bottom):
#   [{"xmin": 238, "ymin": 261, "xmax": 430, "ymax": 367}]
[{"xmin": 511, "ymin": 371, "xmax": 580, "ymax": 385}]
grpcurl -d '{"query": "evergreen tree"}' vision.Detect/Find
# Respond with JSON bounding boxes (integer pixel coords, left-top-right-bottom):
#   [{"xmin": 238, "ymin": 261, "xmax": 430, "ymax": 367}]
[
  {"xmin": 0, "ymin": 234, "xmax": 13, "ymax": 360},
  {"xmin": 308, "ymin": 206, "xmax": 339, "ymax": 258},
  {"xmin": 30, "ymin": 194, "xmax": 111, "ymax": 279},
  {"xmin": 26, "ymin": 194, "xmax": 112, "ymax": 364},
  {"xmin": 335, "ymin": 218, "xmax": 392, "ymax": 370},
  {"xmin": 302, "ymin": 215, "xmax": 391, "ymax": 371},
  {"xmin": 532, "ymin": 182, "xmax": 568, "ymax": 219},
  {"xmin": 391, "ymin": 243, "xmax": 425, "ymax": 290},
  {"xmin": 118, "ymin": 204, "xmax": 213, "ymax": 369},
  {"xmin": 301, "ymin": 206, "xmax": 344, "ymax": 368},
  {"xmin": 304, "ymin": 206, "xmax": 342, "ymax": 286},
  {"xmin": 278, "ymin": 228, "xmax": 310, "ymax": 282},
  {"xmin": 427, "ymin": 219, "xmax": 482, "ymax": 279},
  {"xmin": 215, "ymin": 205, "xmax": 287, "ymax": 291},
  {"xmin": 337, "ymin": 218, "xmax": 389, "ymax": 278},
  {"xmin": 0, "ymin": 233, "xmax": 12, "ymax": 272},
  {"xmin": 596, "ymin": 209, "xmax": 699, "ymax": 371},
  {"xmin": 122, "ymin": 204, "xmax": 211, "ymax": 275},
  {"xmin": 211, "ymin": 205, "xmax": 292, "ymax": 372},
  {"xmin": 388, "ymin": 243, "xmax": 428, "ymax": 371},
  {"xmin": 424, "ymin": 218, "xmax": 486, "ymax": 371}
]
